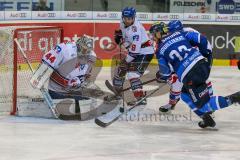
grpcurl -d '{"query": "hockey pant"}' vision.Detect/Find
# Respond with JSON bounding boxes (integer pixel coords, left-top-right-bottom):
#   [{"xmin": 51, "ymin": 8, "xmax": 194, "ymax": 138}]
[{"xmin": 181, "ymin": 59, "xmax": 229, "ymax": 117}]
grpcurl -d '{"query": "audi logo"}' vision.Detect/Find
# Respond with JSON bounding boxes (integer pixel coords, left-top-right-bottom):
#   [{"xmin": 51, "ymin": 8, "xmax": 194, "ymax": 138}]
[
  {"xmin": 78, "ymin": 13, "xmax": 87, "ymax": 17},
  {"xmin": 138, "ymin": 14, "xmax": 148, "ymax": 19},
  {"xmin": 201, "ymin": 15, "xmax": 211, "ymax": 19},
  {"xmin": 10, "ymin": 13, "xmax": 27, "ymax": 18},
  {"xmin": 18, "ymin": 13, "xmax": 27, "ymax": 17},
  {"xmin": 108, "ymin": 13, "xmax": 118, "ymax": 18},
  {"xmin": 47, "ymin": 13, "xmax": 56, "ymax": 17},
  {"xmin": 231, "ymin": 16, "xmax": 240, "ymax": 20},
  {"xmin": 169, "ymin": 15, "xmax": 179, "ymax": 19}
]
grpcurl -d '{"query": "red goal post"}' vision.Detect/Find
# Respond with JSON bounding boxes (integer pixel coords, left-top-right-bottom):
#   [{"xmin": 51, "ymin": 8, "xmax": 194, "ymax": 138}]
[{"xmin": 0, "ymin": 26, "xmax": 63, "ymax": 115}]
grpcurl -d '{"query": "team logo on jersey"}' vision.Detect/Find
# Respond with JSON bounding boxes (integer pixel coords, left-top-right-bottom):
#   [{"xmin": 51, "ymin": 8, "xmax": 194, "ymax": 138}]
[
  {"xmin": 133, "ymin": 35, "xmax": 139, "ymax": 41},
  {"xmin": 54, "ymin": 45, "xmax": 62, "ymax": 53},
  {"xmin": 132, "ymin": 26, "xmax": 137, "ymax": 32}
]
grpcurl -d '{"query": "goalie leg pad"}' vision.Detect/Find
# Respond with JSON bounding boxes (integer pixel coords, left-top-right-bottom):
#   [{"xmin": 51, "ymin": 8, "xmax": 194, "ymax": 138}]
[{"xmin": 30, "ymin": 62, "xmax": 54, "ymax": 89}]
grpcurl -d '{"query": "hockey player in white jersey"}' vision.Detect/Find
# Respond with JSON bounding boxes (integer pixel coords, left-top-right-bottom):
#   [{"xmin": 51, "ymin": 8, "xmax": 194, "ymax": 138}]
[
  {"xmin": 107, "ymin": 7, "xmax": 155, "ymax": 105},
  {"xmin": 30, "ymin": 35, "xmax": 97, "ymax": 116}
]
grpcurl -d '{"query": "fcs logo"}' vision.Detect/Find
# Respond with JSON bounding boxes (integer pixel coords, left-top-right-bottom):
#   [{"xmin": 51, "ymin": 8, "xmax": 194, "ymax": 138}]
[{"xmin": 54, "ymin": 45, "xmax": 62, "ymax": 53}]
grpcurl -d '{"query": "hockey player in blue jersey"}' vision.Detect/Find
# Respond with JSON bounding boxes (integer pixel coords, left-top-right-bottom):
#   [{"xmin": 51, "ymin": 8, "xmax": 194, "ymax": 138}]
[
  {"xmin": 150, "ymin": 22, "xmax": 240, "ymax": 128},
  {"xmin": 157, "ymin": 20, "xmax": 213, "ymax": 114}
]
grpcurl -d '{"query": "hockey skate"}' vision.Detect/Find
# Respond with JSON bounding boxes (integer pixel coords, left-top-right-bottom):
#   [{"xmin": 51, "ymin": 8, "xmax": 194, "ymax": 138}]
[
  {"xmin": 198, "ymin": 112, "xmax": 216, "ymax": 129},
  {"xmin": 226, "ymin": 91, "xmax": 240, "ymax": 105},
  {"xmin": 159, "ymin": 103, "xmax": 176, "ymax": 113}
]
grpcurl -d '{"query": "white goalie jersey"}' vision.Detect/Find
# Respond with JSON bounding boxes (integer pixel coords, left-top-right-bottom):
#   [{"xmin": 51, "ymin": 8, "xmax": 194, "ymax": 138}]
[
  {"xmin": 42, "ymin": 41, "xmax": 96, "ymax": 93},
  {"xmin": 120, "ymin": 18, "xmax": 154, "ymax": 56}
]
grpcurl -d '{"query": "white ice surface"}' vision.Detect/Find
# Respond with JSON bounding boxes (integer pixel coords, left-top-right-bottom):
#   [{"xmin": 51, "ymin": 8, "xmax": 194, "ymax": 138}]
[{"xmin": 1, "ymin": 66, "xmax": 240, "ymax": 160}]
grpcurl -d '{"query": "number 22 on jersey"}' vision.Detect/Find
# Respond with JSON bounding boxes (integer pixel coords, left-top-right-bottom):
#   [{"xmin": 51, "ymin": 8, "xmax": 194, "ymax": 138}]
[{"xmin": 169, "ymin": 45, "xmax": 191, "ymax": 61}]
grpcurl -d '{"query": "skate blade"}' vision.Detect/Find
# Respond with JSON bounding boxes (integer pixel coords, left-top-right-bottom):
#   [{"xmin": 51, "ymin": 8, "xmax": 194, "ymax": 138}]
[{"xmin": 199, "ymin": 125, "xmax": 218, "ymax": 131}]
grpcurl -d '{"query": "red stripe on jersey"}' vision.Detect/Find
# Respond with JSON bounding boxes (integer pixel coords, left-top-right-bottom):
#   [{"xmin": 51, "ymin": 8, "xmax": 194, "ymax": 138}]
[{"xmin": 50, "ymin": 71, "xmax": 69, "ymax": 87}]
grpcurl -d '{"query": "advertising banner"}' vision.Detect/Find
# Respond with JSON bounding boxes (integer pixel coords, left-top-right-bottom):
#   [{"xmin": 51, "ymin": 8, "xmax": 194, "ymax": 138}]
[
  {"xmin": 183, "ymin": 13, "xmax": 215, "ymax": 21},
  {"xmin": 0, "ymin": 0, "xmax": 63, "ymax": 11},
  {"xmin": 170, "ymin": 0, "xmax": 216, "ymax": 13},
  {"xmin": 92, "ymin": 11, "xmax": 121, "ymax": 20},
  {"xmin": 61, "ymin": 11, "xmax": 92, "ymax": 19},
  {"xmin": 31, "ymin": 11, "xmax": 61, "ymax": 19},
  {"xmin": 216, "ymin": 0, "xmax": 240, "ymax": 14},
  {"xmin": 0, "ymin": 22, "xmax": 239, "ymax": 61},
  {"xmin": 4, "ymin": 11, "xmax": 31, "ymax": 20},
  {"xmin": 153, "ymin": 13, "xmax": 183, "ymax": 21},
  {"xmin": 187, "ymin": 24, "xmax": 240, "ymax": 60}
]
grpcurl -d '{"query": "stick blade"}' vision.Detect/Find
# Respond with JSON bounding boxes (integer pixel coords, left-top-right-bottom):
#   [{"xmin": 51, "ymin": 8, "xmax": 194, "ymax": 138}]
[{"xmin": 95, "ymin": 106, "xmax": 122, "ymax": 127}]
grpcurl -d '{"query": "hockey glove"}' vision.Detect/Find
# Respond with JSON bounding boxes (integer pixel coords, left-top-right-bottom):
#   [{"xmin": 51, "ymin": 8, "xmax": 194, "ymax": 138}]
[
  {"xmin": 68, "ymin": 75, "xmax": 85, "ymax": 89},
  {"xmin": 114, "ymin": 29, "xmax": 123, "ymax": 45}
]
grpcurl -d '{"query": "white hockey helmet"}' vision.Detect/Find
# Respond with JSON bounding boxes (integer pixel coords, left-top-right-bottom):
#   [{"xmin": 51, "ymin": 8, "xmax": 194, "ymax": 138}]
[{"xmin": 76, "ymin": 35, "xmax": 93, "ymax": 55}]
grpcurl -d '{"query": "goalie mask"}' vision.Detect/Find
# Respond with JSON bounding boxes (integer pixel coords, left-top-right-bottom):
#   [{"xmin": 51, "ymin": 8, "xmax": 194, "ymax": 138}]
[{"xmin": 76, "ymin": 35, "xmax": 93, "ymax": 56}]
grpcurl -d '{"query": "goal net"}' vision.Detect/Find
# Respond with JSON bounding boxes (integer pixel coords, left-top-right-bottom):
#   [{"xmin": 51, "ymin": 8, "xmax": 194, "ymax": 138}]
[{"xmin": 0, "ymin": 26, "xmax": 63, "ymax": 115}]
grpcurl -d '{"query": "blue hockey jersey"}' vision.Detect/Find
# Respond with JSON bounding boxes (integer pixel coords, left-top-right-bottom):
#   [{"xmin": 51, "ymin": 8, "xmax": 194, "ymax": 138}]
[{"xmin": 156, "ymin": 31, "xmax": 205, "ymax": 82}]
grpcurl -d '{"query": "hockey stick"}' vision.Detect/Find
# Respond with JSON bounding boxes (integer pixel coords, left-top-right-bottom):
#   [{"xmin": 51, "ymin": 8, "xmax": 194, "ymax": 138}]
[
  {"xmin": 118, "ymin": 43, "xmax": 126, "ymax": 115},
  {"xmin": 105, "ymin": 78, "xmax": 158, "ymax": 95},
  {"xmin": 14, "ymin": 38, "xmax": 59, "ymax": 118},
  {"xmin": 95, "ymin": 84, "xmax": 165, "ymax": 127}
]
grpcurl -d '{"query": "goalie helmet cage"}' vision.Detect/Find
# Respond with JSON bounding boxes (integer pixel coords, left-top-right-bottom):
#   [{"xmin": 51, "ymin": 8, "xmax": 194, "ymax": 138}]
[{"xmin": 0, "ymin": 26, "xmax": 63, "ymax": 115}]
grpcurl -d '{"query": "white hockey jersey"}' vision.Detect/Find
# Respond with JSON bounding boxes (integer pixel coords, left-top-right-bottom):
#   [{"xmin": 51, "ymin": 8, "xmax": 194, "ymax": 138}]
[
  {"xmin": 120, "ymin": 18, "xmax": 154, "ymax": 56},
  {"xmin": 42, "ymin": 41, "xmax": 96, "ymax": 93}
]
